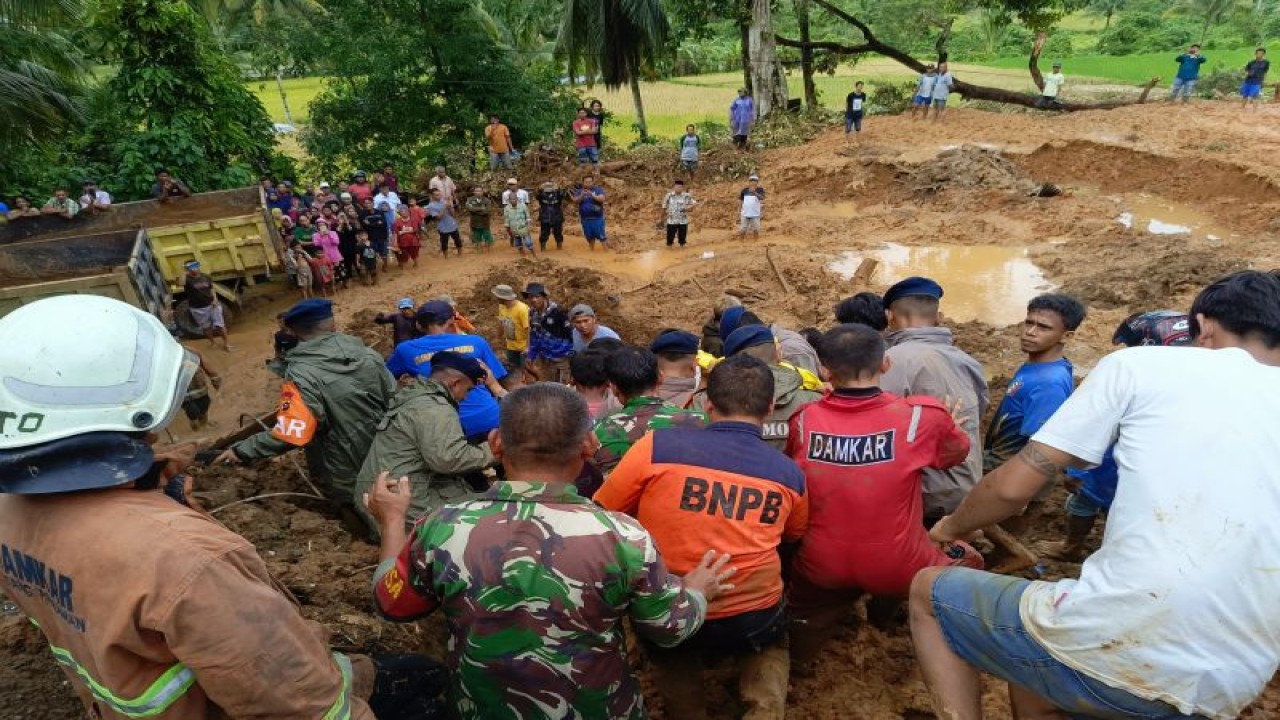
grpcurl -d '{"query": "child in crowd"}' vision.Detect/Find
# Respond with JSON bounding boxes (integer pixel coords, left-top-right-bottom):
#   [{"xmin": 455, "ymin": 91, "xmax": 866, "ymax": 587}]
[
  {"xmin": 286, "ymin": 241, "xmax": 313, "ymax": 299},
  {"xmin": 358, "ymin": 231, "xmax": 379, "ymax": 285},
  {"xmin": 569, "ymin": 349, "xmax": 619, "ymax": 423},
  {"xmin": 311, "ymin": 252, "xmax": 335, "ymax": 297},
  {"xmin": 466, "ymin": 186, "xmax": 494, "ymax": 252}
]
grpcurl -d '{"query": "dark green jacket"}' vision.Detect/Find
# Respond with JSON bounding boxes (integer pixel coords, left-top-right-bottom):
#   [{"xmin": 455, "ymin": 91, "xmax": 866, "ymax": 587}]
[
  {"xmin": 234, "ymin": 332, "xmax": 395, "ymax": 501},
  {"xmin": 353, "ymin": 377, "xmax": 494, "ymax": 533}
]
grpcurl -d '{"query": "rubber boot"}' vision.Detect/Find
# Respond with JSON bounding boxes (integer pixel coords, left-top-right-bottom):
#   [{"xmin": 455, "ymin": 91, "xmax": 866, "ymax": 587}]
[
  {"xmin": 649, "ymin": 648, "xmax": 707, "ymax": 720},
  {"xmin": 738, "ymin": 643, "xmax": 790, "ymax": 720}
]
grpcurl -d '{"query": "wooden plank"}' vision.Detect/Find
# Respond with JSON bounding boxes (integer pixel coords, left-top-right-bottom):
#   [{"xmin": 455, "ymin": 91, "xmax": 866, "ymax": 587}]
[{"xmin": 765, "ymin": 246, "xmax": 793, "ymax": 295}]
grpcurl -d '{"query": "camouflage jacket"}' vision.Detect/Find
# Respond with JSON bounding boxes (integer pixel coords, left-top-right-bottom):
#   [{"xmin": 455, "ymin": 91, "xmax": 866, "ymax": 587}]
[
  {"xmin": 592, "ymin": 396, "xmax": 708, "ymax": 474},
  {"xmin": 371, "ymin": 481, "xmax": 707, "ymax": 720}
]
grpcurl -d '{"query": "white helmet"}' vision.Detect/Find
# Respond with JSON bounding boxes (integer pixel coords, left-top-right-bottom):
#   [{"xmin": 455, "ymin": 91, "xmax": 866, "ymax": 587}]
[{"xmin": 0, "ymin": 296, "xmax": 198, "ymax": 449}]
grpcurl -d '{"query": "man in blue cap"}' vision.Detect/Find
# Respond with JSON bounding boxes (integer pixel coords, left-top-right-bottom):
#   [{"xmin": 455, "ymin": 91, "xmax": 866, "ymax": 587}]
[
  {"xmin": 183, "ymin": 260, "xmax": 232, "ymax": 352},
  {"xmin": 721, "ymin": 323, "xmax": 821, "ymax": 450},
  {"xmin": 880, "ymin": 276, "xmax": 988, "ymax": 521},
  {"xmin": 385, "ymin": 300, "xmax": 510, "ymax": 441},
  {"xmin": 652, "ymin": 329, "xmax": 702, "ymax": 409},
  {"xmin": 352, "ymin": 351, "xmax": 496, "ymax": 537},
  {"xmin": 218, "ymin": 299, "xmax": 397, "ymax": 510},
  {"xmin": 374, "ymin": 297, "xmax": 420, "ymax": 347}
]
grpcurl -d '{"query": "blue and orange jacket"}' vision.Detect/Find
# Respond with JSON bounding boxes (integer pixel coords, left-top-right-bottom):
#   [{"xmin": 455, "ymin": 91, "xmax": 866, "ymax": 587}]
[{"xmin": 594, "ymin": 421, "xmax": 809, "ymax": 619}]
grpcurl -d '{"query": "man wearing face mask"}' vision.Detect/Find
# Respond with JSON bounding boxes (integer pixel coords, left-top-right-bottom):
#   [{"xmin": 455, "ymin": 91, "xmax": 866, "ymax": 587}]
[
  {"xmin": 351, "ymin": 352, "xmax": 497, "ymax": 537},
  {"xmin": 651, "ymin": 329, "xmax": 703, "ymax": 409},
  {"xmin": 0, "ymin": 296, "xmax": 375, "ymax": 719}
]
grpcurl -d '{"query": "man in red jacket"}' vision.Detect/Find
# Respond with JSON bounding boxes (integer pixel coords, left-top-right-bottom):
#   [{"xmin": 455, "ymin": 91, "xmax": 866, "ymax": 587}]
[{"xmin": 784, "ymin": 323, "xmax": 981, "ymax": 671}]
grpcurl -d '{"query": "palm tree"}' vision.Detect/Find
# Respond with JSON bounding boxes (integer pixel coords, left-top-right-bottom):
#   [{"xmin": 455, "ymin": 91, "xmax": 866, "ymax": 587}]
[
  {"xmin": 0, "ymin": 0, "xmax": 87, "ymax": 147},
  {"xmin": 476, "ymin": 0, "xmax": 561, "ymax": 61},
  {"xmin": 1171, "ymin": 0, "xmax": 1247, "ymax": 42},
  {"xmin": 556, "ymin": 0, "xmax": 670, "ymax": 141}
]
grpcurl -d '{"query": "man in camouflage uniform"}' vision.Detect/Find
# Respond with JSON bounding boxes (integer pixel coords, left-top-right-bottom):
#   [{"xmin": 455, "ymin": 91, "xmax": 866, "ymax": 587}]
[
  {"xmin": 217, "ymin": 299, "xmax": 396, "ymax": 508},
  {"xmin": 721, "ymin": 324, "xmax": 822, "ymax": 451},
  {"xmin": 365, "ymin": 383, "xmax": 735, "ymax": 720},
  {"xmin": 352, "ymin": 352, "xmax": 497, "ymax": 537},
  {"xmin": 593, "ymin": 345, "xmax": 707, "ymax": 474}
]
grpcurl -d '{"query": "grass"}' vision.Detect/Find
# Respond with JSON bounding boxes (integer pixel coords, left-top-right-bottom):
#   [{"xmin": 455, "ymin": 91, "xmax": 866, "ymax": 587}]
[{"xmin": 979, "ymin": 47, "xmax": 1264, "ymax": 85}]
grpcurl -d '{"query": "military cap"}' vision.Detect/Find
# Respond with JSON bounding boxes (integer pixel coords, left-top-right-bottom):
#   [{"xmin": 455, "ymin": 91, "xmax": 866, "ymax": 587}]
[
  {"xmin": 650, "ymin": 330, "xmax": 700, "ymax": 355},
  {"xmin": 719, "ymin": 305, "xmax": 747, "ymax": 343},
  {"xmin": 431, "ymin": 350, "xmax": 487, "ymax": 382},
  {"xmin": 883, "ymin": 276, "xmax": 944, "ymax": 308},
  {"xmin": 724, "ymin": 324, "xmax": 774, "ymax": 357},
  {"xmin": 282, "ymin": 298, "xmax": 333, "ymax": 326}
]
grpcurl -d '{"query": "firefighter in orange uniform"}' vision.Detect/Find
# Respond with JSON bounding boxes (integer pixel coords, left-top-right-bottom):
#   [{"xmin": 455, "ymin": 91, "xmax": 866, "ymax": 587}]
[
  {"xmin": 0, "ymin": 296, "xmax": 374, "ymax": 718},
  {"xmin": 217, "ymin": 298, "xmax": 396, "ymax": 507}
]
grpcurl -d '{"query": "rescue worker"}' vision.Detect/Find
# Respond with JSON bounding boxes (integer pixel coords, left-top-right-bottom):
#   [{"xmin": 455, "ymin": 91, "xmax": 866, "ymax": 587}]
[
  {"xmin": 595, "ymin": 355, "xmax": 810, "ymax": 720},
  {"xmin": 385, "ymin": 300, "xmax": 509, "ymax": 442},
  {"xmin": 879, "ymin": 277, "xmax": 988, "ymax": 521},
  {"xmin": 711, "ymin": 306, "xmax": 824, "ymax": 390},
  {"xmin": 218, "ymin": 299, "xmax": 396, "ymax": 509},
  {"xmin": 0, "ymin": 296, "xmax": 373, "ymax": 718},
  {"xmin": 784, "ymin": 324, "xmax": 981, "ymax": 672},
  {"xmin": 592, "ymin": 345, "xmax": 707, "ymax": 475},
  {"xmin": 352, "ymin": 352, "xmax": 496, "ymax": 537},
  {"xmin": 365, "ymin": 383, "xmax": 735, "ymax": 719},
  {"xmin": 651, "ymin": 329, "xmax": 702, "ymax": 409},
  {"xmin": 721, "ymin": 324, "xmax": 822, "ymax": 450}
]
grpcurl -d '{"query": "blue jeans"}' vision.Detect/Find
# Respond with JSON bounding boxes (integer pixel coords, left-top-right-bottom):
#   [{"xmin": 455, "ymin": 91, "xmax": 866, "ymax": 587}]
[
  {"xmin": 488, "ymin": 152, "xmax": 512, "ymax": 170},
  {"xmin": 1170, "ymin": 77, "xmax": 1197, "ymax": 100},
  {"xmin": 844, "ymin": 111, "xmax": 864, "ymax": 133},
  {"xmin": 931, "ymin": 568, "xmax": 1208, "ymax": 720},
  {"xmin": 576, "ymin": 146, "xmax": 599, "ymax": 165}
]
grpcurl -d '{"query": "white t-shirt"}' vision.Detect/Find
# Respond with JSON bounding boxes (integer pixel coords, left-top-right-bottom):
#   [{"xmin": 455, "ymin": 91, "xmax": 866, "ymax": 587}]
[
  {"xmin": 916, "ymin": 73, "xmax": 937, "ymax": 98},
  {"xmin": 1022, "ymin": 346, "xmax": 1280, "ymax": 720},
  {"xmin": 740, "ymin": 188, "xmax": 763, "ymax": 218},
  {"xmin": 373, "ymin": 191, "xmax": 401, "ymax": 211},
  {"xmin": 931, "ymin": 72, "xmax": 954, "ymax": 100},
  {"xmin": 80, "ymin": 190, "xmax": 111, "ymax": 208},
  {"xmin": 428, "ymin": 176, "xmax": 456, "ymax": 203},
  {"xmin": 1043, "ymin": 72, "xmax": 1065, "ymax": 98},
  {"xmin": 502, "ymin": 188, "xmax": 529, "ymax": 205}
]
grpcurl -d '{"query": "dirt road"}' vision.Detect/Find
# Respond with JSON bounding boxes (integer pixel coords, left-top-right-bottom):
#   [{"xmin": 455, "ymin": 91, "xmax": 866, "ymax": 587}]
[{"xmin": 5, "ymin": 100, "xmax": 1279, "ymax": 718}]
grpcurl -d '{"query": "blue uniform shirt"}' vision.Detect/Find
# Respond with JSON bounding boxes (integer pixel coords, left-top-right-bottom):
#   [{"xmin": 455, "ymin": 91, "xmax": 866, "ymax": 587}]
[
  {"xmin": 1175, "ymin": 54, "xmax": 1207, "ymax": 81},
  {"xmin": 386, "ymin": 333, "xmax": 507, "ymax": 438},
  {"xmin": 983, "ymin": 358, "xmax": 1074, "ymax": 472}
]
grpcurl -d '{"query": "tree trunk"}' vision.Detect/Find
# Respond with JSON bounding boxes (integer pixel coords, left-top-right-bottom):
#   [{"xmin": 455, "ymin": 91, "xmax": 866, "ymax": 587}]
[
  {"xmin": 629, "ymin": 74, "xmax": 648, "ymax": 141},
  {"xmin": 934, "ymin": 17, "xmax": 954, "ymax": 62},
  {"xmin": 776, "ymin": 0, "xmax": 1162, "ymax": 113},
  {"xmin": 749, "ymin": 0, "xmax": 790, "ymax": 117},
  {"xmin": 275, "ymin": 67, "xmax": 294, "ymax": 125},
  {"xmin": 1103, "ymin": 10, "xmax": 1112, "ymax": 30},
  {"xmin": 795, "ymin": 0, "xmax": 818, "ymax": 110},
  {"xmin": 739, "ymin": 21, "xmax": 753, "ymax": 94},
  {"xmin": 1029, "ymin": 31, "xmax": 1047, "ymax": 91}
]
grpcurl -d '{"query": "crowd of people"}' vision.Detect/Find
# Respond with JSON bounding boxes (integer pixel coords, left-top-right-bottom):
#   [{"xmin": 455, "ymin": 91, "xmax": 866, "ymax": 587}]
[{"xmin": 5, "ymin": 258, "xmax": 1280, "ymax": 720}]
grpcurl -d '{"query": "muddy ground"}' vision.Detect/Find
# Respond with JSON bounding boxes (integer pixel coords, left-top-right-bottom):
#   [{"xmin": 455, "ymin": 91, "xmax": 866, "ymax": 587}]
[{"xmin": 5, "ymin": 101, "xmax": 1280, "ymax": 718}]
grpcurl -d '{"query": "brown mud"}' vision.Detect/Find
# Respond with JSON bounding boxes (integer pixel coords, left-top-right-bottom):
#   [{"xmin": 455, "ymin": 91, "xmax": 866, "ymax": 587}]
[{"xmin": 6, "ymin": 101, "xmax": 1280, "ymax": 718}]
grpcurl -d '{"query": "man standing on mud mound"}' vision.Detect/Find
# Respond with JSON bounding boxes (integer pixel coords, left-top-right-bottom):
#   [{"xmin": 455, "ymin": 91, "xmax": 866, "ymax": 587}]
[
  {"xmin": 982, "ymin": 293, "xmax": 1086, "ymax": 524},
  {"xmin": 523, "ymin": 282, "xmax": 575, "ymax": 384},
  {"xmin": 352, "ymin": 352, "xmax": 496, "ymax": 537},
  {"xmin": 366, "ymin": 383, "xmax": 735, "ymax": 719},
  {"xmin": 0, "ymin": 296, "xmax": 375, "ymax": 719},
  {"xmin": 385, "ymin": 301, "xmax": 509, "ymax": 443},
  {"xmin": 595, "ymin": 355, "xmax": 808, "ymax": 720},
  {"xmin": 1170, "ymin": 43, "xmax": 1206, "ymax": 103},
  {"xmin": 880, "ymin": 277, "xmax": 988, "ymax": 522},
  {"xmin": 911, "ymin": 270, "xmax": 1280, "ymax": 720},
  {"xmin": 218, "ymin": 299, "xmax": 396, "ymax": 511},
  {"xmin": 730, "ymin": 88, "xmax": 755, "ymax": 150}
]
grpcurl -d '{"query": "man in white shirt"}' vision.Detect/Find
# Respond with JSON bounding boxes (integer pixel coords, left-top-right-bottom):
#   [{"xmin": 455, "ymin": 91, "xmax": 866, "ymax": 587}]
[
  {"xmin": 79, "ymin": 180, "xmax": 112, "ymax": 213},
  {"xmin": 929, "ymin": 62, "xmax": 955, "ymax": 121},
  {"xmin": 1039, "ymin": 63, "xmax": 1066, "ymax": 109},
  {"xmin": 737, "ymin": 174, "xmax": 764, "ymax": 240},
  {"xmin": 428, "ymin": 166, "xmax": 458, "ymax": 208},
  {"xmin": 501, "ymin": 178, "xmax": 529, "ymax": 206},
  {"xmin": 909, "ymin": 270, "xmax": 1280, "ymax": 720}
]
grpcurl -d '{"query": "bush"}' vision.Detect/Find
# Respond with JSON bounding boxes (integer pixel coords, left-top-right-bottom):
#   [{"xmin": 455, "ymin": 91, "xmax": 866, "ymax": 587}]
[
  {"xmin": 1097, "ymin": 13, "xmax": 1197, "ymax": 55},
  {"xmin": 1196, "ymin": 62, "xmax": 1245, "ymax": 97},
  {"xmin": 869, "ymin": 81, "xmax": 918, "ymax": 115}
]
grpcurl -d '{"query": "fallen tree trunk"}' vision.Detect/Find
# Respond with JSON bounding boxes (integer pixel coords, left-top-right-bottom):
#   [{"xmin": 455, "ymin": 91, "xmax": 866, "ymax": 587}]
[{"xmin": 777, "ymin": 0, "xmax": 1160, "ymax": 113}]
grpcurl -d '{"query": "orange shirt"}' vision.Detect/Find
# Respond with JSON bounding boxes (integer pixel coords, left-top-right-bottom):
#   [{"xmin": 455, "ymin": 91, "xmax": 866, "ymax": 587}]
[
  {"xmin": 595, "ymin": 421, "xmax": 808, "ymax": 619},
  {"xmin": 485, "ymin": 123, "xmax": 512, "ymax": 154}
]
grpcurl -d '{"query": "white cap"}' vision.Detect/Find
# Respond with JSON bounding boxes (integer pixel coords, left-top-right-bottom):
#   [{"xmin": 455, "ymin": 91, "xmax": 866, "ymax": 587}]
[
  {"xmin": 0, "ymin": 296, "xmax": 197, "ymax": 449},
  {"xmin": 319, "ymin": 181, "xmax": 331, "ymax": 188}
]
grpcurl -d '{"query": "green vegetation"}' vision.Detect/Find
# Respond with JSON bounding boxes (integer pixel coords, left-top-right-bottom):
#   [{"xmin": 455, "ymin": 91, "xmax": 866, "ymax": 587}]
[{"xmin": 982, "ymin": 45, "xmax": 1267, "ymax": 83}]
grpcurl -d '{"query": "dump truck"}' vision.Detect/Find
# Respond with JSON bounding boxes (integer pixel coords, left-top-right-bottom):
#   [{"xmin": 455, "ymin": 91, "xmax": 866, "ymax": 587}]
[
  {"xmin": 0, "ymin": 229, "xmax": 171, "ymax": 319},
  {"xmin": 0, "ymin": 187, "xmax": 281, "ymax": 323}
]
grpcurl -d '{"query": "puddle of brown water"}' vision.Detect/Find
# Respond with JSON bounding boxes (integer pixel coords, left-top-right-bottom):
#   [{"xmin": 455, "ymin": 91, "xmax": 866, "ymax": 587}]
[
  {"xmin": 829, "ymin": 243, "xmax": 1052, "ymax": 326},
  {"xmin": 1117, "ymin": 193, "xmax": 1235, "ymax": 242}
]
